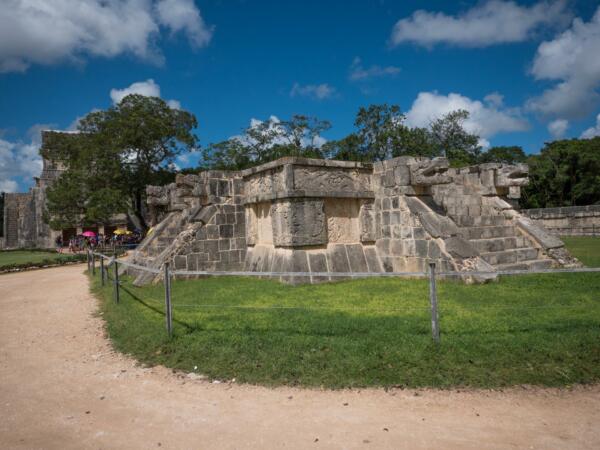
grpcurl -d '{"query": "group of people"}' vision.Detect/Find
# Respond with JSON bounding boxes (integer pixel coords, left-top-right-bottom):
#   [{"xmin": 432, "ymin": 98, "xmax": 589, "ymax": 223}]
[{"xmin": 55, "ymin": 231, "xmax": 143, "ymax": 253}]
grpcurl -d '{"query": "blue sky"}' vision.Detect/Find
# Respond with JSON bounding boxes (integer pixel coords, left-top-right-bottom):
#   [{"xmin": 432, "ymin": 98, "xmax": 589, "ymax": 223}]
[{"xmin": 2, "ymin": 0, "xmax": 600, "ymax": 192}]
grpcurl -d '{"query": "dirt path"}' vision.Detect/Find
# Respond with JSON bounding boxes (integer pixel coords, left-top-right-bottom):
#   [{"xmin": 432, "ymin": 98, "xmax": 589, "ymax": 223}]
[{"xmin": 1, "ymin": 265, "xmax": 599, "ymax": 449}]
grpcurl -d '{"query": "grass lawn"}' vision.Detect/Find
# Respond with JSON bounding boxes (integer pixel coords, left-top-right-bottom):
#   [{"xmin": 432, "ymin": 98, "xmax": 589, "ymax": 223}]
[
  {"xmin": 0, "ymin": 250, "xmax": 84, "ymax": 269},
  {"xmin": 91, "ymin": 234, "xmax": 600, "ymax": 388},
  {"xmin": 561, "ymin": 236, "xmax": 600, "ymax": 267}
]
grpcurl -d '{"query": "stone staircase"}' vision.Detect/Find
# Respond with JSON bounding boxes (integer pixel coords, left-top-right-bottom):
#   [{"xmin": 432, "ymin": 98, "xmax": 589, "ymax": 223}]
[{"xmin": 454, "ymin": 214, "xmax": 554, "ymax": 271}]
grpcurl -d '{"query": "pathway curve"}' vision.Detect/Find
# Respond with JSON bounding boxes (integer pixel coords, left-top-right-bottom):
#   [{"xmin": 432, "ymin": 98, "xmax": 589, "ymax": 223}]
[{"xmin": 1, "ymin": 265, "xmax": 599, "ymax": 449}]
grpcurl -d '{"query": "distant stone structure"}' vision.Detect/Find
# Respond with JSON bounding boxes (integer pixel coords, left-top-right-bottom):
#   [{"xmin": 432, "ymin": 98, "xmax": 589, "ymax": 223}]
[
  {"xmin": 128, "ymin": 156, "xmax": 580, "ymax": 285},
  {"xmin": 523, "ymin": 205, "xmax": 600, "ymax": 236},
  {"xmin": 2, "ymin": 131, "xmax": 128, "ymax": 249}
]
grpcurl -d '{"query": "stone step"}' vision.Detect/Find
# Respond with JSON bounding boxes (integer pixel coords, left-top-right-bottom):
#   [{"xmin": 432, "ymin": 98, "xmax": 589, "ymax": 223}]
[
  {"xmin": 453, "ymin": 215, "xmax": 508, "ymax": 227},
  {"xmin": 470, "ymin": 236, "xmax": 529, "ymax": 253},
  {"xmin": 462, "ymin": 225, "xmax": 517, "ymax": 240},
  {"xmin": 480, "ymin": 248, "xmax": 539, "ymax": 266},
  {"xmin": 495, "ymin": 258, "xmax": 554, "ymax": 272}
]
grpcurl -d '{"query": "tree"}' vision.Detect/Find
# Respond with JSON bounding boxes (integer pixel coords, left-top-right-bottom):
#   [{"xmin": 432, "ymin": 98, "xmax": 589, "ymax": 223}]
[
  {"xmin": 354, "ymin": 104, "xmax": 405, "ymax": 161},
  {"xmin": 521, "ymin": 138, "xmax": 600, "ymax": 208},
  {"xmin": 430, "ymin": 110, "xmax": 481, "ymax": 166},
  {"xmin": 44, "ymin": 94, "xmax": 198, "ymax": 230},
  {"xmin": 202, "ymin": 115, "xmax": 330, "ymax": 170},
  {"xmin": 479, "ymin": 146, "xmax": 527, "ymax": 164}
]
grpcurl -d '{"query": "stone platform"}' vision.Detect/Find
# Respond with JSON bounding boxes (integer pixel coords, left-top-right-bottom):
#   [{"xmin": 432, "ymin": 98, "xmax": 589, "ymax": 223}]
[{"xmin": 128, "ymin": 156, "xmax": 581, "ymax": 285}]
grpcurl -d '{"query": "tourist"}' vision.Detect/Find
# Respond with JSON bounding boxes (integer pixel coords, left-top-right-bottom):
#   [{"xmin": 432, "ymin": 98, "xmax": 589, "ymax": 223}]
[{"xmin": 55, "ymin": 235, "xmax": 63, "ymax": 253}]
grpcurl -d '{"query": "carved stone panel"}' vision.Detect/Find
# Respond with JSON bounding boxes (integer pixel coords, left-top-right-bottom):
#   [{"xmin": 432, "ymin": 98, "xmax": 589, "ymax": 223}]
[
  {"xmin": 271, "ymin": 199, "xmax": 327, "ymax": 247},
  {"xmin": 293, "ymin": 167, "xmax": 370, "ymax": 193}
]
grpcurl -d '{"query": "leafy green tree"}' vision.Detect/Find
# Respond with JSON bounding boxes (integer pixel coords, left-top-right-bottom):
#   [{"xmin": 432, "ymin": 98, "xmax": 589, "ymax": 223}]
[
  {"xmin": 44, "ymin": 94, "xmax": 198, "ymax": 230},
  {"xmin": 479, "ymin": 146, "xmax": 527, "ymax": 164},
  {"xmin": 202, "ymin": 115, "xmax": 330, "ymax": 170},
  {"xmin": 430, "ymin": 110, "xmax": 481, "ymax": 166},
  {"xmin": 521, "ymin": 138, "xmax": 600, "ymax": 208},
  {"xmin": 353, "ymin": 104, "xmax": 405, "ymax": 161}
]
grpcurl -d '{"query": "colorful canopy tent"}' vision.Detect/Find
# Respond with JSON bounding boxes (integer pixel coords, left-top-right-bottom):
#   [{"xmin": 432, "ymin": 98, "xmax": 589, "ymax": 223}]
[
  {"xmin": 82, "ymin": 231, "xmax": 96, "ymax": 237},
  {"xmin": 113, "ymin": 229, "xmax": 132, "ymax": 235}
]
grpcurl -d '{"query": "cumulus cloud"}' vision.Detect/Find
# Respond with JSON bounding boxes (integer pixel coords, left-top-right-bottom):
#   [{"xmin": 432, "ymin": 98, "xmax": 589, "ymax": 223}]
[
  {"xmin": 110, "ymin": 79, "xmax": 181, "ymax": 108},
  {"xmin": 581, "ymin": 114, "xmax": 600, "ymax": 139},
  {"xmin": 405, "ymin": 91, "xmax": 529, "ymax": 146},
  {"xmin": 349, "ymin": 57, "xmax": 400, "ymax": 81},
  {"xmin": 548, "ymin": 119, "xmax": 569, "ymax": 138},
  {"xmin": 390, "ymin": 0, "xmax": 570, "ymax": 48},
  {"xmin": 155, "ymin": 0, "xmax": 213, "ymax": 48},
  {"xmin": 0, "ymin": 0, "xmax": 213, "ymax": 73},
  {"xmin": 526, "ymin": 7, "xmax": 600, "ymax": 120},
  {"xmin": 290, "ymin": 83, "xmax": 336, "ymax": 100},
  {"xmin": 0, "ymin": 125, "xmax": 48, "ymax": 193}
]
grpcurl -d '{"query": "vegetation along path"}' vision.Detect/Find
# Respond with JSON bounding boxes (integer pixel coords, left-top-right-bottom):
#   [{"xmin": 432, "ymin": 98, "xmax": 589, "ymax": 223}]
[{"xmin": 1, "ymin": 264, "xmax": 599, "ymax": 449}]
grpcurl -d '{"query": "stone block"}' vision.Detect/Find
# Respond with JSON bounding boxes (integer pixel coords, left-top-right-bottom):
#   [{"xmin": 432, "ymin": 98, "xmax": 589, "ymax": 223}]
[
  {"xmin": 516, "ymin": 217, "xmax": 563, "ymax": 249},
  {"xmin": 206, "ymin": 225, "xmax": 219, "ymax": 240},
  {"xmin": 272, "ymin": 199, "xmax": 327, "ymax": 247},
  {"xmin": 327, "ymin": 244, "xmax": 350, "ymax": 273},
  {"xmin": 414, "ymin": 239, "xmax": 428, "ymax": 257},
  {"xmin": 359, "ymin": 201, "xmax": 377, "ymax": 243},
  {"xmin": 308, "ymin": 252, "xmax": 330, "ymax": 282},
  {"xmin": 219, "ymin": 239, "xmax": 230, "ymax": 251},
  {"xmin": 413, "ymin": 227, "xmax": 426, "ymax": 239},
  {"xmin": 428, "ymin": 241, "xmax": 441, "ymax": 259},
  {"xmin": 393, "ymin": 165, "xmax": 410, "ymax": 185},
  {"xmin": 364, "ymin": 247, "xmax": 382, "ymax": 272},
  {"xmin": 443, "ymin": 236, "xmax": 479, "ymax": 259},
  {"xmin": 174, "ymin": 255, "xmax": 187, "ymax": 270},
  {"xmin": 346, "ymin": 244, "xmax": 368, "ymax": 272},
  {"xmin": 376, "ymin": 238, "xmax": 390, "ymax": 255},
  {"xmin": 220, "ymin": 224, "xmax": 234, "ymax": 238},
  {"xmin": 283, "ymin": 250, "xmax": 310, "ymax": 283}
]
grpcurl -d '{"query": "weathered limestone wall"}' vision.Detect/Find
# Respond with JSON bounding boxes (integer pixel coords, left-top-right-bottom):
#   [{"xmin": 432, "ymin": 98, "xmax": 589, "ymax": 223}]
[
  {"xmin": 522, "ymin": 205, "xmax": 600, "ymax": 236},
  {"xmin": 132, "ymin": 155, "xmax": 581, "ymax": 285},
  {"xmin": 241, "ymin": 158, "xmax": 381, "ymax": 282}
]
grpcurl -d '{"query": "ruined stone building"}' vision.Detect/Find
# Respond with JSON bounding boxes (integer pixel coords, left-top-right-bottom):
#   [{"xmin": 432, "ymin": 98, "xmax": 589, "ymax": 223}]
[
  {"xmin": 2, "ymin": 131, "xmax": 128, "ymax": 249},
  {"xmin": 128, "ymin": 155, "xmax": 580, "ymax": 285}
]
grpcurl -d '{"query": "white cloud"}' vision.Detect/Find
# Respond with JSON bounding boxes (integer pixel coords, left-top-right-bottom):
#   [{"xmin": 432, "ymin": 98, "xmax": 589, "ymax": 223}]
[
  {"xmin": 349, "ymin": 57, "xmax": 400, "ymax": 81},
  {"xmin": 110, "ymin": 79, "xmax": 161, "ymax": 103},
  {"xmin": 405, "ymin": 91, "xmax": 529, "ymax": 144},
  {"xmin": 548, "ymin": 119, "xmax": 569, "ymax": 138},
  {"xmin": 581, "ymin": 113, "xmax": 600, "ymax": 139},
  {"xmin": 155, "ymin": 0, "xmax": 213, "ymax": 48},
  {"xmin": 290, "ymin": 83, "xmax": 336, "ymax": 100},
  {"xmin": 0, "ymin": 125, "xmax": 48, "ymax": 193},
  {"xmin": 526, "ymin": 7, "xmax": 600, "ymax": 120},
  {"xmin": 0, "ymin": 0, "xmax": 213, "ymax": 73},
  {"xmin": 390, "ymin": 0, "xmax": 570, "ymax": 48},
  {"xmin": 110, "ymin": 79, "xmax": 181, "ymax": 108}
]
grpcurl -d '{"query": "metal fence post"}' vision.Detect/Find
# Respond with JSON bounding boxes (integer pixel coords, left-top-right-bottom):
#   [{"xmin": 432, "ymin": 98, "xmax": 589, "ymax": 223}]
[
  {"xmin": 91, "ymin": 251, "xmax": 95, "ymax": 276},
  {"xmin": 100, "ymin": 255, "xmax": 105, "ymax": 286},
  {"xmin": 429, "ymin": 262, "xmax": 440, "ymax": 344},
  {"xmin": 164, "ymin": 262, "xmax": 173, "ymax": 337},
  {"xmin": 114, "ymin": 259, "xmax": 120, "ymax": 304}
]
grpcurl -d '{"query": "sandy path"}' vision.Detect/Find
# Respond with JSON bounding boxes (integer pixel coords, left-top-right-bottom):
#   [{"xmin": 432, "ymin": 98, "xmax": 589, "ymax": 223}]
[{"xmin": 1, "ymin": 265, "xmax": 599, "ymax": 450}]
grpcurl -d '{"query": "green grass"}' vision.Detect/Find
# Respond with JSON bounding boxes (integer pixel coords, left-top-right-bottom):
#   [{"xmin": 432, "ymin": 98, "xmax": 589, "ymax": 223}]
[
  {"xmin": 561, "ymin": 236, "xmax": 600, "ymax": 267},
  {"xmin": 90, "ymin": 236, "xmax": 600, "ymax": 389},
  {"xmin": 0, "ymin": 249, "xmax": 85, "ymax": 270},
  {"xmin": 92, "ymin": 269, "xmax": 600, "ymax": 389}
]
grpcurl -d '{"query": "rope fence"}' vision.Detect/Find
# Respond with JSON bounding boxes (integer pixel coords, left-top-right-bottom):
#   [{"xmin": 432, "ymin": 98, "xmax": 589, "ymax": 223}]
[{"xmin": 88, "ymin": 250, "xmax": 600, "ymax": 342}]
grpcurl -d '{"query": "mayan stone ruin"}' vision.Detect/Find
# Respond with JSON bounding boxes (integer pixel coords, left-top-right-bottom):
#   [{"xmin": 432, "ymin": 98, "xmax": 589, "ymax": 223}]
[{"xmin": 126, "ymin": 155, "xmax": 580, "ymax": 285}]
